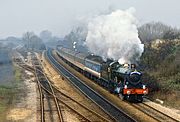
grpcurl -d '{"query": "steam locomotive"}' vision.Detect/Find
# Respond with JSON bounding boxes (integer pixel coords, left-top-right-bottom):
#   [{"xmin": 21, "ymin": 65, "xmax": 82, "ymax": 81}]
[{"xmin": 56, "ymin": 46, "xmax": 148, "ymax": 102}]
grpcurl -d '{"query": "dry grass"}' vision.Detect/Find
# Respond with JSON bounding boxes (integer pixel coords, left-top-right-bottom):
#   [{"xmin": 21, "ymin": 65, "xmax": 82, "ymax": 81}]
[
  {"xmin": 149, "ymin": 90, "xmax": 180, "ymax": 109},
  {"xmin": 0, "ymin": 65, "xmax": 24, "ymax": 121}
]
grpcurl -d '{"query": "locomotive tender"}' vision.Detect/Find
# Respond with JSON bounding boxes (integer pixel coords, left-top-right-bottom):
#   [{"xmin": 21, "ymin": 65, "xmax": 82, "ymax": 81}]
[{"xmin": 56, "ymin": 46, "xmax": 148, "ymax": 102}]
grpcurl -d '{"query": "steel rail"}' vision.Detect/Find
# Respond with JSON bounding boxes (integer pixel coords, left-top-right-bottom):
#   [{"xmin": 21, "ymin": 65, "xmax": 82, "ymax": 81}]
[
  {"xmin": 38, "ymin": 81, "xmax": 92, "ymax": 122},
  {"xmin": 33, "ymin": 65, "xmax": 45, "ymax": 122},
  {"xmin": 142, "ymin": 103, "xmax": 179, "ymax": 122},
  {"xmin": 131, "ymin": 103, "xmax": 179, "ymax": 122},
  {"xmin": 36, "ymin": 68, "xmax": 64, "ymax": 122},
  {"xmin": 32, "ymin": 54, "xmax": 64, "ymax": 122},
  {"xmin": 52, "ymin": 84, "xmax": 113, "ymax": 122},
  {"xmin": 16, "ymin": 55, "xmax": 92, "ymax": 121},
  {"xmin": 35, "ymin": 66, "xmax": 112, "ymax": 122}
]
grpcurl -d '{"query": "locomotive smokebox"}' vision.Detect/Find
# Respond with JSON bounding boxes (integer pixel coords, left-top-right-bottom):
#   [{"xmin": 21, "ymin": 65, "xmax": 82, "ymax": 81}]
[{"xmin": 127, "ymin": 72, "xmax": 142, "ymax": 85}]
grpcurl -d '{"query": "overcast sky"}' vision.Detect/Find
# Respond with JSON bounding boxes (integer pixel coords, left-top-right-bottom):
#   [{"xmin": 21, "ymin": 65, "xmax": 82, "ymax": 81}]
[{"xmin": 0, "ymin": 0, "xmax": 179, "ymax": 39}]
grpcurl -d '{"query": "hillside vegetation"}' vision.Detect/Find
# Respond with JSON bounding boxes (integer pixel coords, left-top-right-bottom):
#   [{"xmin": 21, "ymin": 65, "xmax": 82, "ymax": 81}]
[
  {"xmin": 138, "ymin": 22, "xmax": 180, "ymax": 108},
  {"xmin": 141, "ymin": 39, "xmax": 180, "ymax": 87}
]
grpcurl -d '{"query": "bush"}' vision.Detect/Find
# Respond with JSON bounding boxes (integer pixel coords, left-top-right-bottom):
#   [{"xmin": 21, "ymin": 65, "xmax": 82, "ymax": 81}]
[{"xmin": 141, "ymin": 72, "xmax": 160, "ymax": 92}]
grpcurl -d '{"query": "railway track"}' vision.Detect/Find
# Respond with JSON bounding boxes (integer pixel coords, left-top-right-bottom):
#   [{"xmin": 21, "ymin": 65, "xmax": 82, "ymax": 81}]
[
  {"xmin": 14, "ymin": 50, "xmax": 180, "ymax": 122},
  {"xmin": 33, "ymin": 53, "xmax": 114, "ymax": 122},
  {"xmin": 131, "ymin": 102, "xmax": 179, "ymax": 122},
  {"xmin": 36, "ymin": 71, "xmax": 45, "ymax": 122},
  {"xmin": 40, "ymin": 81, "xmax": 113, "ymax": 122},
  {"xmin": 32, "ymin": 54, "xmax": 63, "ymax": 122},
  {"xmin": 19, "ymin": 63, "xmax": 113, "ymax": 121},
  {"xmin": 46, "ymin": 48, "xmax": 136, "ymax": 122},
  {"xmin": 14, "ymin": 52, "xmax": 115, "ymax": 121},
  {"xmin": 48, "ymin": 82, "xmax": 114, "ymax": 122},
  {"xmin": 47, "ymin": 49, "xmax": 180, "ymax": 122}
]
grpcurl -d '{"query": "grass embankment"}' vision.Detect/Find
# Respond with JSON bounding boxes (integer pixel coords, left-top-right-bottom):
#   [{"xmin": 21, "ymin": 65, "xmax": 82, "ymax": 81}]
[
  {"xmin": 0, "ymin": 65, "xmax": 23, "ymax": 121},
  {"xmin": 141, "ymin": 39, "xmax": 180, "ymax": 109}
]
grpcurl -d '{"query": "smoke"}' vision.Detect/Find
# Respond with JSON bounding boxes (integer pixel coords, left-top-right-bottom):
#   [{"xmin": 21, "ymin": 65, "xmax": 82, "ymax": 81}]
[{"xmin": 85, "ymin": 8, "xmax": 144, "ymax": 64}]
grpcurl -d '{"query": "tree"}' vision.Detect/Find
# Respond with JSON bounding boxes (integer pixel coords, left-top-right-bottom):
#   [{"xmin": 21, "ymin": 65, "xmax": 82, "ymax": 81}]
[
  {"xmin": 39, "ymin": 30, "xmax": 52, "ymax": 42},
  {"xmin": 22, "ymin": 32, "xmax": 35, "ymax": 49},
  {"xmin": 22, "ymin": 32, "xmax": 45, "ymax": 50},
  {"xmin": 138, "ymin": 22, "xmax": 171, "ymax": 43},
  {"xmin": 163, "ymin": 29, "xmax": 180, "ymax": 40},
  {"xmin": 63, "ymin": 26, "xmax": 88, "ymax": 52}
]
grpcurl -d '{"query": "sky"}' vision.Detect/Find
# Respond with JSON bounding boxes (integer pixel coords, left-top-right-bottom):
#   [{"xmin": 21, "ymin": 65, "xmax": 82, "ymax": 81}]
[{"xmin": 0, "ymin": 0, "xmax": 180, "ymax": 39}]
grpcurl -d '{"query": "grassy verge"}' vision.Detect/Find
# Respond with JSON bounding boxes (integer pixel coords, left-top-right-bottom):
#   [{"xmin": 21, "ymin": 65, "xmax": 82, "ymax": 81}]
[
  {"xmin": 143, "ymin": 71, "xmax": 180, "ymax": 109},
  {"xmin": 0, "ymin": 65, "xmax": 23, "ymax": 121}
]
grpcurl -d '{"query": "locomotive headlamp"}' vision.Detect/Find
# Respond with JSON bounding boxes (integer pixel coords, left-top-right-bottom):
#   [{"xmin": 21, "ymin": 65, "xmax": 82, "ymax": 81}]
[
  {"xmin": 127, "ymin": 90, "xmax": 131, "ymax": 95},
  {"xmin": 143, "ymin": 85, "xmax": 146, "ymax": 89},
  {"xmin": 124, "ymin": 85, "xmax": 127, "ymax": 89},
  {"xmin": 143, "ymin": 90, "xmax": 147, "ymax": 95}
]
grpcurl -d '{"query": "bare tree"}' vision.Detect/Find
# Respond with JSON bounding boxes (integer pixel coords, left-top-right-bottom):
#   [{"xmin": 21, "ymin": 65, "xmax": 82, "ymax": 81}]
[
  {"xmin": 22, "ymin": 32, "xmax": 45, "ymax": 50},
  {"xmin": 138, "ymin": 22, "xmax": 172, "ymax": 43}
]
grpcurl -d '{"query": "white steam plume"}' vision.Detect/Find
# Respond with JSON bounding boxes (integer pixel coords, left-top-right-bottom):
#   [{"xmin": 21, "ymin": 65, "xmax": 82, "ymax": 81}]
[{"xmin": 85, "ymin": 8, "xmax": 144, "ymax": 64}]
